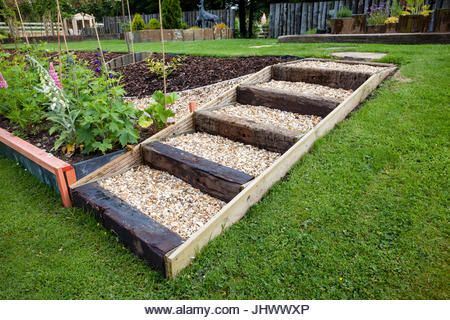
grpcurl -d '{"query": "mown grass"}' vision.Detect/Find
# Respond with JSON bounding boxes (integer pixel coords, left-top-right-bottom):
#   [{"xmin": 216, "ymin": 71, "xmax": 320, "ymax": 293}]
[{"xmin": 0, "ymin": 41, "xmax": 449, "ymax": 299}]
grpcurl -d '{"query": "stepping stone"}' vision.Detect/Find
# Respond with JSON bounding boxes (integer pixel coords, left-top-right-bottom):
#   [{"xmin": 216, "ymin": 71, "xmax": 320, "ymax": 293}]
[{"xmin": 331, "ymin": 52, "xmax": 387, "ymax": 61}]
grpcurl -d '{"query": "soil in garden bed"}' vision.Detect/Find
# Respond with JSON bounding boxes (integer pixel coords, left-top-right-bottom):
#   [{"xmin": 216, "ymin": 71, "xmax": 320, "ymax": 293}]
[{"xmin": 118, "ymin": 54, "xmax": 298, "ymax": 97}]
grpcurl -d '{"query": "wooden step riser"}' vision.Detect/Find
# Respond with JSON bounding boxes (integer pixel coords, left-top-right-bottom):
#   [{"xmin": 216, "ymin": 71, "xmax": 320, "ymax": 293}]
[
  {"xmin": 237, "ymin": 85, "xmax": 339, "ymax": 117},
  {"xmin": 195, "ymin": 111, "xmax": 299, "ymax": 153},
  {"xmin": 142, "ymin": 142, "xmax": 253, "ymax": 202},
  {"xmin": 71, "ymin": 182, "xmax": 184, "ymax": 276},
  {"xmin": 272, "ymin": 65, "xmax": 371, "ymax": 90}
]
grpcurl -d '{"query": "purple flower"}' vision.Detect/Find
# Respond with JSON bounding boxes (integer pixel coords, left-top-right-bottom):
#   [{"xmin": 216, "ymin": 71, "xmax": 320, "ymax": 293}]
[
  {"xmin": 108, "ymin": 73, "xmax": 114, "ymax": 79},
  {"xmin": 94, "ymin": 59, "xmax": 100, "ymax": 65},
  {"xmin": 0, "ymin": 72, "xmax": 8, "ymax": 89},
  {"xmin": 49, "ymin": 63, "xmax": 62, "ymax": 89},
  {"xmin": 95, "ymin": 67, "xmax": 102, "ymax": 73}
]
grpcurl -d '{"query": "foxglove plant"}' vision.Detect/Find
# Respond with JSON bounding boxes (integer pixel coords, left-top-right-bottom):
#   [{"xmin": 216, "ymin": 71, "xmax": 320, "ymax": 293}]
[
  {"xmin": 49, "ymin": 62, "xmax": 63, "ymax": 89},
  {"xmin": 0, "ymin": 72, "xmax": 7, "ymax": 89},
  {"xmin": 27, "ymin": 55, "xmax": 79, "ymax": 151}
]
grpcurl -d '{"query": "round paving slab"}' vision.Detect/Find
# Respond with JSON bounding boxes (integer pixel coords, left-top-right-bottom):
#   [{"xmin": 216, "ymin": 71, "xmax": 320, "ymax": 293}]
[{"xmin": 331, "ymin": 52, "xmax": 387, "ymax": 61}]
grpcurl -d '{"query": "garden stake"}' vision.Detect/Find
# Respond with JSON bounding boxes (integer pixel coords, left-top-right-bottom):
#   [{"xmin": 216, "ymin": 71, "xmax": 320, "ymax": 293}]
[
  {"xmin": 125, "ymin": 0, "xmax": 136, "ymax": 63},
  {"xmin": 158, "ymin": 0, "xmax": 168, "ymax": 96},
  {"xmin": 55, "ymin": 0, "xmax": 69, "ymax": 53},
  {"xmin": 93, "ymin": 17, "xmax": 108, "ymax": 74},
  {"xmin": 13, "ymin": 0, "xmax": 29, "ymax": 45}
]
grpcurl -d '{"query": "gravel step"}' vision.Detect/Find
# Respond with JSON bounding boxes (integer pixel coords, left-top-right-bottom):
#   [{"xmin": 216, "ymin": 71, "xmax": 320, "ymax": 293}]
[
  {"xmin": 212, "ymin": 103, "xmax": 322, "ymax": 134},
  {"xmin": 99, "ymin": 166, "xmax": 226, "ymax": 239},
  {"xmin": 287, "ymin": 60, "xmax": 387, "ymax": 74},
  {"xmin": 254, "ymin": 80, "xmax": 352, "ymax": 102},
  {"xmin": 163, "ymin": 132, "xmax": 280, "ymax": 177}
]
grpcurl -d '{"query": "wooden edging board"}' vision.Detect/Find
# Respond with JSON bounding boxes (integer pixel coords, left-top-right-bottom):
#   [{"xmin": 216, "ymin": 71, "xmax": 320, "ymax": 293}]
[
  {"xmin": 164, "ymin": 63, "xmax": 397, "ymax": 278},
  {"xmin": 0, "ymin": 127, "xmax": 76, "ymax": 207}
]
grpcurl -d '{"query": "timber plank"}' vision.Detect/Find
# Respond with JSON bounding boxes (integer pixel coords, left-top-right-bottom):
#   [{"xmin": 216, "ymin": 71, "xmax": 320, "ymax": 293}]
[
  {"xmin": 142, "ymin": 142, "xmax": 253, "ymax": 202},
  {"xmin": 272, "ymin": 64, "xmax": 371, "ymax": 90},
  {"xmin": 195, "ymin": 110, "xmax": 300, "ymax": 153},
  {"xmin": 71, "ymin": 182, "xmax": 184, "ymax": 275},
  {"xmin": 237, "ymin": 84, "xmax": 340, "ymax": 117}
]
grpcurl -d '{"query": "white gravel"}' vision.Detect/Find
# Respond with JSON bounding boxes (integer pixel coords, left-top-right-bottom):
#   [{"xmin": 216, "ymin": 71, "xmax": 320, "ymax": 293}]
[
  {"xmin": 213, "ymin": 103, "xmax": 322, "ymax": 133},
  {"xmin": 164, "ymin": 132, "xmax": 280, "ymax": 177},
  {"xmin": 288, "ymin": 60, "xmax": 386, "ymax": 74},
  {"xmin": 126, "ymin": 75, "xmax": 251, "ymax": 121},
  {"xmin": 255, "ymin": 80, "xmax": 352, "ymax": 101},
  {"xmin": 99, "ymin": 166, "xmax": 225, "ymax": 239}
]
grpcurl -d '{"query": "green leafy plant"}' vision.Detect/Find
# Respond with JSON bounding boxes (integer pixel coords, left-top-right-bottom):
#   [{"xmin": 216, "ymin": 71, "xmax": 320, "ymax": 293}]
[
  {"xmin": 146, "ymin": 18, "xmax": 161, "ymax": 30},
  {"xmin": 131, "ymin": 13, "xmax": 146, "ymax": 31},
  {"xmin": 390, "ymin": 0, "xmax": 403, "ymax": 17},
  {"xmin": 368, "ymin": 6, "xmax": 389, "ymax": 26},
  {"xmin": 305, "ymin": 28, "xmax": 318, "ymax": 34},
  {"xmin": 138, "ymin": 91, "xmax": 178, "ymax": 129},
  {"xmin": 336, "ymin": 6, "xmax": 353, "ymax": 18},
  {"xmin": 0, "ymin": 48, "xmax": 47, "ymax": 129},
  {"xmin": 162, "ymin": 0, "xmax": 182, "ymax": 29},
  {"xmin": 147, "ymin": 56, "xmax": 184, "ymax": 79}
]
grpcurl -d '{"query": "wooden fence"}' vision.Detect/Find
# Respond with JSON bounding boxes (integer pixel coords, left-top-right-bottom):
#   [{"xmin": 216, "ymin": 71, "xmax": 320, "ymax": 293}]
[
  {"xmin": 103, "ymin": 9, "xmax": 235, "ymax": 34},
  {"xmin": 269, "ymin": 0, "xmax": 450, "ymax": 38}
]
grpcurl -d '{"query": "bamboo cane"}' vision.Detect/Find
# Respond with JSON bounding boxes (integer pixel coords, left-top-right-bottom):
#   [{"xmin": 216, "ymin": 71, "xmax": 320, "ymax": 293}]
[{"xmin": 13, "ymin": 0, "xmax": 29, "ymax": 45}]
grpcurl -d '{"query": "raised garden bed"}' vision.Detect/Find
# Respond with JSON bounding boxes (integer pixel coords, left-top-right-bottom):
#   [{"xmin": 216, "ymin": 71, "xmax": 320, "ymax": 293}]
[{"xmin": 71, "ymin": 58, "xmax": 397, "ymax": 277}]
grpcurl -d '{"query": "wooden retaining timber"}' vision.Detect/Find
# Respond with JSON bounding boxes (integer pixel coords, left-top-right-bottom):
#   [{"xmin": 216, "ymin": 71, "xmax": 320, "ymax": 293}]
[
  {"xmin": 277, "ymin": 32, "xmax": 450, "ymax": 45},
  {"xmin": 0, "ymin": 127, "xmax": 76, "ymax": 208},
  {"xmin": 70, "ymin": 59, "xmax": 397, "ymax": 278},
  {"xmin": 195, "ymin": 110, "xmax": 301, "ymax": 153},
  {"xmin": 71, "ymin": 182, "xmax": 183, "ymax": 275},
  {"xmin": 272, "ymin": 64, "xmax": 371, "ymax": 91},
  {"xmin": 143, "ymin": 142, "xmax": 253, "ymax": 202},
  {"xmin": 237, "ymin": 85, "xmax": 340, "ymax": 117}
]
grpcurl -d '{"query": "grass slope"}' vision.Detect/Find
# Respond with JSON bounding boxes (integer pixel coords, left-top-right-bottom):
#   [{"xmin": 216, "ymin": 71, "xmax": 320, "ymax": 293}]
[{"xmin": 0, "ymin": 41, "xmax": 449, "ymax": 299}]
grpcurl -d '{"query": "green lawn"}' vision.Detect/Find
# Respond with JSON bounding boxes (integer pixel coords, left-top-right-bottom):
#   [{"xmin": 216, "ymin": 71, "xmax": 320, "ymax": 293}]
[{"xmin": 0, "ymin": 40, "xmax": 449, "ymax": 299}]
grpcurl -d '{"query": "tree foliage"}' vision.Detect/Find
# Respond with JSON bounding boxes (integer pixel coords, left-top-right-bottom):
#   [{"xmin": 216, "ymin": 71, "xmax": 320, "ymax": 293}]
[{"xmin": 161, "ymin": 0, "xmax": 182, "ymax": 29}]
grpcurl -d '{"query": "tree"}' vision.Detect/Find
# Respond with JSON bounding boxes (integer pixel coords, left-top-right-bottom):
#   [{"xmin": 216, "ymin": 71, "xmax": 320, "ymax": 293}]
[{"xmin": 161, "ymin": 0, "xmax": 182, "ymax": 29}]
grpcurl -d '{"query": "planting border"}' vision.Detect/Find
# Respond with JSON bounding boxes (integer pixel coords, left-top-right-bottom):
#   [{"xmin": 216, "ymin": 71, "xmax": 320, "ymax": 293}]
[
  {"xmin": 71, "ymin": 59, "xmax": 396, "ymax": 277},
  {"xmin": 0, "ymin": 127, "xmax": 76, "ymax": 207}
]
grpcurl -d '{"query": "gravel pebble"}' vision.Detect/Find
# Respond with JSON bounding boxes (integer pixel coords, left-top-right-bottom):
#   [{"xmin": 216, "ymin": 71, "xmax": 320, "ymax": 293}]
[
  {"xmin": 214, "ymin": 103, "xmax": 322, "ymax": 133},
  {"xmin": 99, "ymin": 166, "xmax": 225, "ymax": 239},
  {"xmin": 289, "ymin": 60, "xmax": 386, "ymax": 74},
  {"xmin": 255, "ymin": 80, "xmax": 352, "ymax": 101},
  {"xmin": 164, "ymin": 132, "xmax": 280, "ymax": 176},
  {"xmin": 126, "ymin": 75, "xmax": 251, "ymax": 121}
]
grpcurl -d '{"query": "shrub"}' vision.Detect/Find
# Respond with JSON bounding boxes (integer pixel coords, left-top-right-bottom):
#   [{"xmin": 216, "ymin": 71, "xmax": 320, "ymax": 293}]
[
  {"xmin": 131, "ymin": 14, "xmax": 146, "ymax": 31},
  {"xmin": 146, "ymin": 18, "xmax": 161, "ymax": 30},
  {"xmin": 305, "ymin": 28, "xmax": 317, "ymax": 34},
  {"xmin": 390, "ymin": 0, "xmax": 403, "ymax": 17},
  {"xmin": 180, "ymin": 21, "xmax": 189, "ymax": 29},
  {"xmin": 336, "ymin": 6, "xmax": 352, "ymax": 18},
  {"xmin": 162, "ymin": 0, "xmax": 182, "ymax": 29},
  {"xmin": 147, "ymin": 56, "xmax": 184, "ymax": 79}
]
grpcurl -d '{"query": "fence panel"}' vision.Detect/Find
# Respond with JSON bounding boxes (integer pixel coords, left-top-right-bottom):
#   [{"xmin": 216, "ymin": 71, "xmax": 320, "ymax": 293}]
[{"xmin": 269, "ymin": 0, "xmax": 447, "ymax": 38}]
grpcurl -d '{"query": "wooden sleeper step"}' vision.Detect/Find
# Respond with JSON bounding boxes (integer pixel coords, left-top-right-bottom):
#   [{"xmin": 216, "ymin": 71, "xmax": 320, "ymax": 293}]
[
  {"xmin": 142, "ymin": 142, "xmax": 254, "ymax": 202},
  {"xmin": 237, "ymin": 84, "xmax": 340, "ymax": 117},
  {"xmin": 272, "ymin": 64, "xmax": 371, "ymax": 90},
  {"xmin": 194, "ymin": 110, "xmax": 301, "ymax": 153}
]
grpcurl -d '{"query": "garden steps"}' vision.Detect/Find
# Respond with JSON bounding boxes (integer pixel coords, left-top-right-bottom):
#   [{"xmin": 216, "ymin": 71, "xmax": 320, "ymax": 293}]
[
  {"xmin": 70, "ymin": 59, "xmax": 397, "ymax": 277},
  {"xmin": 142, "ymin": 141, "xmax": 254, "ymax": 202},
  {"xmin": 236, "ymin": 84, "xmax": 340, "ymax": 117}
]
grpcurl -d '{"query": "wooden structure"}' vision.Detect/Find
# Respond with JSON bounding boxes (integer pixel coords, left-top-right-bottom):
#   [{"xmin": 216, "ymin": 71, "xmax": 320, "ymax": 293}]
[
  {"xmin": 71, "ymin": 59, "xmax": 396, "ymax": 278},
  {"xmin": 0, "ymin": 127, "xmax": 76, "ymax": 207},
  {"xmin": 125, "ymin": 28, "xmax": 232, "ymax": 43},
  {"xmin": 269, "ymin": 0, "xmax": 450, "ymax": 37},
  {"xmin": 278, "ymin": 32, "xmax": 450, "ymax": 44},
  {"xmin": 103, "ymin": 9, "xmax": 235, "ymax": 34}
]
